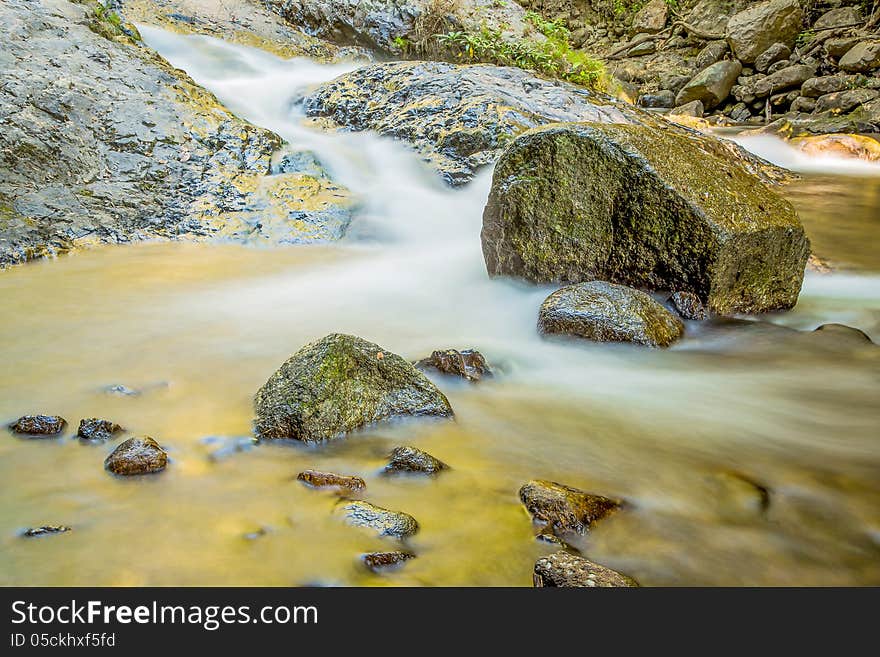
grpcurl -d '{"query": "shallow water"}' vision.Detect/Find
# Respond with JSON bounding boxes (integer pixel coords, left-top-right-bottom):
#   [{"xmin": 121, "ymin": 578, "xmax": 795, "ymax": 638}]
[{"xmin": 1, "ymin": 29, "xmax": 879, "ymax": 586}]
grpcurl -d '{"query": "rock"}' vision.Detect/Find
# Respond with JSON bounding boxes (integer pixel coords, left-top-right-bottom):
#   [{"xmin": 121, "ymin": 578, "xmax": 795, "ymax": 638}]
[
  {"xmin": 670, "ymin": 291, "xmax": 708, "ymax": 320},
  {"xmin": 632, "ymin": 0, "xmax": 669, "ymax": 34},
  {"xmin": 103, "ymin": 384, "xmax": 140, "ymax": 397},
  {"xmin": 726, "ymin": 0, "xmax": 803, "ymax": 64},
  {"xmin": 815, "ymin": 89, "xmax": 880, "ymax": 114},
  {"xmin": 254, "ymin": 334, "xmax": 453, "ymax": 442},
  {"xmin": 0, "ymin": 0, "xmax": 351, "ymax": 270},
  {"xmin": 414, "ymin": 348, "xmax": 491, "ymax": 382},
  {"xmin": 813, "ymin": 323, "xmax": 874, "ymax": 344},
  {"xmin": 104, "ymin": 436, "xmax": 168, "ymax": 475},
  {"xmin": 481, "ymin": 122, "xmax": 809, "ymax": 315},
  {"xmin": 303, "ymin": 61, "xmax": 639, "ymax": 185},
  {"xmin": 801, "ymin": 75, "xmax": 864, "ymax": 98},
  {"xmin": 660, "ymin": 74, "xmax": 692, "ymax": 95},
  {"xmin": 813, "ymin": 7, "xmax": 862, "ymax": 30},
  {"xmin": 773, "ymin": 98, "xmax": 880, "ymax": 134},
  {"xmin": 685, "ymin": 0, "xmax": 750, "ymax": 36},
  {"xmin": 754, "ymin": 65, "xmax": 815, "ymax": 98},
  {"xmin": 729, "ymin": 101, "xmax": 753, "ymax": 121},
  {"xmin": 766, "ymin": 59, "xmax": 791, "ymax": 75},
  {"xmin": 21, "ymin": 525, "xmax": 71, "ymax": 538},
  {"xmin": 754, "ymin": 43, "xmax": 792, "ymax": 73},
  {"xmin": 838, "ymin": 41, "xmax": 880, "ymax": 73},
  {"xmin": 362, "ymin": 551, "xmax": 416, "ymax": 571},
  {"xmin": 826, "ymin": 37, "xmax": 863, "ymax": 59},
  {"xmin": 9, "ymin": 415, "xmax": 66, "ymax": 436},
  {"xmin": 384, "ymin": 446, "xmax": 448, "ymax": 475},
  {"xmin": 519, "ymin": 479, "xmax": 621, "ymax": 536},
  {"xmin": 203, "ymin": 435, "xmax": 257, "ymax": 462},
  {"xmin": 533, "ymin": 552, "xmax": 638, "ymax": 587},
  {"xmin": 694, "ymin": 40, "xmax": 729, "ymax": 73},
  {"xmin": 335, "ymin": 500, "xmax": 419, "ymax": 538},
  {"xmin": 792, "ymin": 134, "xmax": 880, "ymax": 162},
  {"xmin": 297, "ymin": 470, "xmax": 366, "ymax": 491},
  {"xmin": 673, "ymin": 99, "xmax": 705, "ymax": 117},
  {"xmin": 676, "ymin": 60, "xmax": 742, "ymax": 110},
  {"xmin": 627, "ymin": 39, "xmax": 657, "ymax": 57},
  {"xmin": 806, "ymin": 253, "xmax": 833, "ymax": 274},
  {"xmin": 539, "ymin": 282, "xmax": 685, "ymax": 348},
  {"xmin": 639, "ymin": 91, "xmax": 677, "ymax": 109},
  {"xmin": 790, "ymin": 96, "xmax": 817, "ymax": 113},
  {"xmin": 77, "ymin": 418, "xmax": 123, "ymax": 442}
]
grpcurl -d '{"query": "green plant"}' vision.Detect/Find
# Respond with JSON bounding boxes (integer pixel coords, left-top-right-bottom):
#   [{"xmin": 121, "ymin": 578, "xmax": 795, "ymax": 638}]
[{"xmin": 796, "ymin": 29, "xmax": 816, "ymax": 48}]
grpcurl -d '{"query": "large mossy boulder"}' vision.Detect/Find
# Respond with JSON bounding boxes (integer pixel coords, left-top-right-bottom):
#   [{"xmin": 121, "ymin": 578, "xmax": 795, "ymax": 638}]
[
  {"xmin": 481, "ymin": 122, "xmax": 810, "ymax": 315},
  {"xmin": 254, "ymin": 334, "xmax": 453, "ymax": 442}
]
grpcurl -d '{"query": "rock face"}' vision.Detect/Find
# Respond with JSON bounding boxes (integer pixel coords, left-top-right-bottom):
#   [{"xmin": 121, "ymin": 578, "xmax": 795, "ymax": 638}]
[
  {"xmin": 362, "ymin": 550, "xmax": 416, "ymax": 571},
  {"xmin": 254, "ymin": 334, "xmax": 453, "ymax": 442},
  {"xmin": 336, "ymin": 500, "xmax": 419, "ymax": 538},
  {"xmin": 9, "ymin": 415, "xmax": 66, "ymax": 436},
  {"xmin": 0, "ymin": 0, "xmax": 351, "ymax": 270},
  {"xmin": 838, "ymin": 42, "xmax": 880, "ymax": 74},
  {"xmin": 533, "ymin": 551, "xmax": 638, "ymax": 587},
  {"xmin": 676, "ymin": 60, "xmax": 742, "ymax": 110},
  {"xmin": 519, "ymin": 480, "xmax": 621, "ymax": 536},
  {"xmin": 77, "ymin": 418, "xmax": 123, "ymax": 441},
  {"xmin": 415, "ymin": 349, "xmax": 491, "ymax": 382},
  {"xmin": 384, "ymin": 446, "xmax": 448, "ymax": 475},
  {"xmin": 297, "ymin": 470, "xmax": 366, "ymax": 491},
  {"xmin": 539, "ymin": 282, "xmax": 685, "ymax": 348},
  {"xmin": 105, "ymin": 436, "xmax": 168, "ymax": 475},
  {"xmin": 482, "ymin": 122, "xmax": 809, "ymax": 315},
  {"xmin": 303, "ymin": 61, "xmax": 637, "ymax": 185},
  {"xmin": 726, "ymin": 0, "xmax": 803, "ymax": 64}
]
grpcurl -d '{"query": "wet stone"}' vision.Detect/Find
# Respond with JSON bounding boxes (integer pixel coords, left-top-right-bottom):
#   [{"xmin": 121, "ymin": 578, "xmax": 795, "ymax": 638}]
[
  {"xmin": 669, "ymin": 291, "xmax": 708, "ymax": 320},
  {"xmin": 519, "ymin": 480, "xmax": 622, "ymax": 536},
  {"xmin": 384, "ymin": 446, "xmax": 448, "ymax": 475},
  {"xmin": 362, "ymin": 551, "xmax": 416, "ymax": 572},
  {"xmin": 335, "ymin": 500, "xmax": 419, "ymax": 538},
  {"xmin": 533, "ymin": 551, "xmax": 638, "ymax": 587},
  {"xmin": 103, "ymin": 384, "xmax": 140, "ymax": 397},
  {"xmin": 9, "ymin": 415, "xmax": 66, "ymax": 436},
  {"xmin": 22, "ymin": 525, "xmax": 71, "ymax": 538},
  {"xmin": 414, "ymin": 348, "xmax": 492, "ymax": 382},
  {"xmin": 77, "ymin": 418, "xmax": 123, "ymax": 441},
  {"xmin": 105, "ymin": 436, "xmax": 168, "ymax": 475},
  {"xmin": 297, "ymin": 469, "xmax": 366, "ymax": 491}
]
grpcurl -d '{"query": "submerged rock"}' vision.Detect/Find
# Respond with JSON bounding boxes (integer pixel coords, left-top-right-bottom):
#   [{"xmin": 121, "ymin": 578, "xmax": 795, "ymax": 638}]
[
  {"xmin": 519, "ymin": 480, "xmax": 621, "ymax": 536},
  {"xmin": 336, "ymin": 500, "xmax": 419, "ymax": 538},
  {"xmin": 297, "ymin": 469, "xmax": 366, "ymax": 491},
  {"xmin": 539, "ymin": 282, "xmax": 685, "ymax": 348},
  {"xmin": 669, "ymin": 291, "xmax": 708, "ymax": 321},
  {"xmin": 414, "ymin": 349, "xmax": 492, "ymax": 382},
  {"xmin": 813, "ymin": 323, "xmax": 874, "ymax": 344},
  {"xmin": 254, "ymin": 334, "xmax": 453, "ymax": 442},
  {"xmin": 361, "ymin": 550, "xmax": 416, "ymax": 572},
  {"xmin": 77, "ymin": 418, "xmax": 123, "ymax": 442},
  {"xmin": 105, "ymin": 436, "xmax": 168, "ymax": 475},
  {"xmin": 533, "ymin": 551, "xmax": 638, "ymax": 587},
  {"xmin": 384, "ymin": 446, "xmax": 448, "ymax": 475},
  {"xmin": 482, "ymin": 122, "xmax": 809, "ymax": 315},
  {"xmin": 9, "ymin": 415, "xmax": 66, "ymax": 436},
  {"xmin": 21, "ymin": 525, "xmax": 71, "ymax": 538},
  {"xmin": 707, "ymin": 471, "xmax": 770, "ymax": 519},
  {"xmin": 203, "ymin": 435, "xmax": 257, "ymax": 462},
  {"xmin": 103, "ymin": 384, "xmax": 141, "ymax": 397}
]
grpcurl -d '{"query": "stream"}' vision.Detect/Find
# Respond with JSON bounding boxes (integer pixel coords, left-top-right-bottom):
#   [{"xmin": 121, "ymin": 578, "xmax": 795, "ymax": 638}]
[{"xmin": 1, "ymin": 27, "xmax": 878, "ymax": 586}]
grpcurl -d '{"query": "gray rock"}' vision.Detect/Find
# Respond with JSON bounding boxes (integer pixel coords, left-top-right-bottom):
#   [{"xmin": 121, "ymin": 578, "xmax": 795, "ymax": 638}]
[
  {"xmin": 520, "ymin": 479, "xmax": 622, "ymax": 535},
  {"xmin": 77, "ymin": 418, "xmax": 123, "ymax": 442},
  {"xmin": 815, "ymin": 89, "xmax": 880, "ymax": 114},
  {"xmin": 670, "ymin": 291, "xmax": 708, "ymax": 320},
  {"xmin": 813, "ymin": 7, "xmax": 862, "ymax": 30},
  {"xmin": 627, "ymin": 39, "xmax": 657, "ymax": 57},
  {"xmin": 790, "ymin": 96, "xmax": 817, "ymax": 113},
  {"xmin": 254, "ymin": 334, "xmax": 453, "ymax": 442},
  {"xmin": 729, "ymin": 101, "xmax": 753, "ymax": 121},
  {"xmin": 676, "ymin": 60, "xmax": 742, "ymax": 109},
  {"xmin": 533, "ymin": 551, "xmax": 638, "ymax": 587},
  {"xmin": 414, "ymin": 348, "xmax": 491, "ymax": 382},
  {"xmin": 684, "ymin": 0, "xmax": 750, "ymax": 36},
  {"xmin": 754, "ymin": 42, "xmax": 792, "ymax": 73},
  {"xmin": 384, "ymin": 446, "xmax": 448, "ymax": 475},
  {"xmin": 335, "ymin": 500, "xmax": 419, "ymax": 538},
  {"xmin": 673, "ymin": 99, "xmax": 705, "ymax": 117},
  {"xmin": 632, "ymin": 0, "xmax": 669, "ymax": 34},
  {"xmin": 801, "ymin": 75, "xmax": 864, "ymax": 98},
  {"xmin": 754, "ymin": 65, "xmax": 816, "ymax": 98},
  {"xmin": 639, "ymin": 91, "xmax": 676, "ymax": 108},
  {"xmin": 539, "ymin": 282, "xmax": 685, "ymax": 348},
  {"xmin": 826, "ymin": 36, "xmax": 863, "ymax": 59},
  {"xmin": 726, "ymin": 0, "xmax": 803, "ymax": 63},
  {"xmin": 766, "ymin": 59, "xmax": 792, "ymax": 75},
  {"xmin": 9, "ymin": 415, "xmax": 66, "ymax": 436},
  {"xmin": 481, "ymin": 122, "xmax": 809, "ymax": 315},
  {"xmin": 694, "ymin": 40, "xmax": 729, "ymax": 73},
  {"xmin": 105, "ymin": 436, "xmax": 168, "ymax": 475},
  {"xmin": 839, "ymin": 41, "xmax": 880, "ymax": 73}
]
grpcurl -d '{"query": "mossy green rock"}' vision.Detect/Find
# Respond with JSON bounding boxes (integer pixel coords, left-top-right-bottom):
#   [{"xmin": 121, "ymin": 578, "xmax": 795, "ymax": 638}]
[
  {"xmin": 539, "ymin": 281, "xmax": 685, "ymax": 347},
  {"xmin": 482, "ymin": 122, "xmax": 810, "ymax": 315},
  {"xmin": 254, "ymin": 334, "xmax": 453, "ymax": 442}
]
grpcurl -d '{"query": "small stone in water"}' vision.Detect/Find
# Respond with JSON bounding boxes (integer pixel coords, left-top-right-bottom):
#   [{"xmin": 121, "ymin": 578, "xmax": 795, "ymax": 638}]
[
  {"xmin": 297, "ymin": 470, "xmax": 366, "ymax": 491},
  {"xmin": 243, "ymin": 527, "xmax": 269, "ymax": 541},
  {"xmin": 414, "ymin": 348, "xmax": 492, "ymax": 382},
  {"xmin": 105, "ymin": 436, "xmax": 168, "ymax": 475},
  {"xmin": 362, "ymin": 551, "xmax": 416, "ymax": 572},
  {"xmin": 9, "ymin": 415, "xmax": 66, "ymax": 436},
  {"xmin": 335, "ymin": 500, "xmax": 419, "ymax": 538},
  {"xmin": 669, "ymin": 291, "xmax": 708, "ymax": 320},
  {"xmin": 22, "ymin": 525, "xmax": 71, "ymax": 538},
  {"xmin": 103, "ymin": 384, "xmax": 140, "ymax": 397},
  {"xmin": 77, "ymin": 418, "xmax": 124, "ymax": 441},
  {"xmin": 534, "ymin": 551, "xmax": 638, "ymax": 587},
  {"xmin": 384, "ymin": 446, "xmax": 448, "ymax": 475}
]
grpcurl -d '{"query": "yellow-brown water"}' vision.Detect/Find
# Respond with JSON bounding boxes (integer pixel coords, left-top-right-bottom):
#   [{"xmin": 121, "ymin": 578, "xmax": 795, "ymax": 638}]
[{"xmin": 1, "ymin": 29, "xmax": 879, "ymax": 586}]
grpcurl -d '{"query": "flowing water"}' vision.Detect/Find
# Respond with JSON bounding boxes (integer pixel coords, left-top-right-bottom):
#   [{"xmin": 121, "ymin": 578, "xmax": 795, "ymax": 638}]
[{"xmin": 1, "ymin": 28, "xmax": 879, "ymax": 586}]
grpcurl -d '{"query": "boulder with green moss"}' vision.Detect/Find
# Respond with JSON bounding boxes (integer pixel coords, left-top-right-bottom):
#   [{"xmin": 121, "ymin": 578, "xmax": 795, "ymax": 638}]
[
  {"xmin": 254, "ymin": 334, "xmax": 453, "ymax": 442},
  {"xmin": 482, "ymin": 122, "xmax": 810, "ymax": 315}
]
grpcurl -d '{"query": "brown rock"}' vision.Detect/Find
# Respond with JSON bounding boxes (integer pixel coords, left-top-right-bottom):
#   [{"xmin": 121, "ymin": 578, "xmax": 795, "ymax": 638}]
[
  {"xmin": 384, "ymin": 446, "xmax": 448, "ymax": 475},
  {"xmin": 104, "ymin": 436, "xmax": 168, "ymax": 475},
  {"xmin": 632, "ymin": 0, "xmax": 669, "ymax": 34},
  {"xmin": 669, "ymin": 291, "xmax": 708, "ymax": 320},
  {"xmin": 519, "ymin": 480, "xmax": 621, "ymax": 536},
  {"xmin": 839, "ymin": 42, "xmax": 880, "ymax": 73},
  {"xmin": 297, "ymin": 469, "xmax": 366, "ymax": 491},
  {"xmin": 414, "ymin": 348, "xmax": 491, "ymax": 382},
  {"xmin": 9, "ymin": 415, "xmax": 66, "ymax": 436},
  {"xmin": 362, "ymin": 551, "xmax": 416, "ymax": 572},
  {"xmin": 77, "ymin": 418, "xmax": 123, "ymax": 441},
  {"xmin": 534, "ymin": 551, "xmax": 638, "ymax": 587}
]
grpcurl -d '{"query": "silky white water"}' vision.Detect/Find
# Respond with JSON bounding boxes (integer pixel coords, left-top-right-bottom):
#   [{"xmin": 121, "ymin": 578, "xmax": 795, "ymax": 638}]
[{"xmin": 0, "ymin": 27, "xmax": 878, "ymax": 586}]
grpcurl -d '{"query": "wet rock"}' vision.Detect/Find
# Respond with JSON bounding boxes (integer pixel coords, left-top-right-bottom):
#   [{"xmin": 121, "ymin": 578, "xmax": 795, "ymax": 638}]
[
  {"xmin": 754, "ymin": 43, "xmax": 791, "ymax": 74},
  {"xmin": 694, "ymin": 40, "xmax": 729, "ymax": 73},
  {"xmin": 632, "ymin": 0, "xmax": 668, "ymax": 34},
  {"xmin": 676, "ymin": 60, "xmax": 742, "ymax": 110},
  {"xmin": 519, "ymin": 479, "xmax": 621, "ymax": 536},
  {"xmin": 104, "ymin": 436, "xmax": 168, "ymax": 475},
  {"xmin": 670, "ymin": 291, "xmax": 708, "ymax": 321},
  {"xmin": 815, "ymin": 89, "xmax": 879, "ymax": 114},
  {"xmin": 814, "ymin": 7, "xmax": 862, "ymax": 30},
  {"xmin": 539, "ymin": 282, "xmax": 685, "ymax": 348},
  {"xmin": 414, "ymin": 348, "xmax": 491, "ymax": 382},
  {"xmin": 297, "ymin": 469, "xmax": 366, "ymax": 491},
  {"xmin": 839, "ymin": 42, "xmax": 880, "ymax": 74},
  {"xmin": 362, "ymin": 550, "xmax": 416, "ymax": 571},
  {"xmin": 77, "ymin": 418, "xmax": 123, "ymax": 442},
  {"xmin": 639, "ymin": 90, "xmax": 676, "ymax": 109},
  {"xmin": 482, "ymin": 122, "xmax": 809, "ymax": 315},
  {"xmin": 384, "ymin": 446, "xmax": 448, "ymax": 475},
  {"xmin": 792, "ymin": 134, "xmax": 880, "ymax": 162},
  {"xmin": 9, "ymin": 415, "xmax": 66, "ymax": 436},
  {"xmin": 335, "ymin": 500, "xmax": 419, "ymax": 538},
  {"xmin": 806, "ymin": 253, "xmax": 833, "ymax": 274},
  {"xmin": 726, "ymin": 0, "xmax": 803, "ymax": 64},
  {"xmin": 533, "ymin": 551, "xmax": 638, "ymax": 587},
  {"xmin": 813, "ymin": 323, "xmax": 874, "ymax": 344},
  {"xmin": 754, "ymin": 65, "xmax": 815, "ymax": 98},
  {"xmin": 254, "ymin": 333, "xmax": 453, "ymax": 442},
  {"xmin": 673, "ymin": 99, "xmax": 705, "ymax": 117},
  {"xmin": 21, "ymin": 525, "xmax": 71, "ymax": 538}
]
